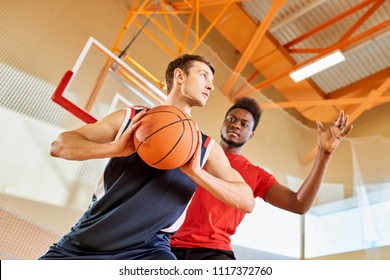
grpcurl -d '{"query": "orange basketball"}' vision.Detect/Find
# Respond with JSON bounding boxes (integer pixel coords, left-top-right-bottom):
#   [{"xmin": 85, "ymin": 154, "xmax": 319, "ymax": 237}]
[{"xmin": 133, "ymin": 105, "xmax": 199, "ymax": 170}]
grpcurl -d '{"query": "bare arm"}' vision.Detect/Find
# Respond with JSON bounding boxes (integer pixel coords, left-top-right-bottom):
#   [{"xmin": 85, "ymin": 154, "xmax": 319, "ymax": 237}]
[
  {"xmin": 50, "ymin": 109, "xmax": 146, "ymax": 160},
  {"xmin": 180, "ymin": 132, "xmax": 255, "ymax": 213},
  {"xmin": 264, "ymin": 110, "xmax": 353, "ymax": 214}
]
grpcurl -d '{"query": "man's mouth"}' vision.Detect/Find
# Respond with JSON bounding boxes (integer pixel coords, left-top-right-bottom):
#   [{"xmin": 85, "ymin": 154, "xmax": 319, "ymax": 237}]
[{"xmin": 227, "ymin": 130, "xmax": 239, "ymax": 137}]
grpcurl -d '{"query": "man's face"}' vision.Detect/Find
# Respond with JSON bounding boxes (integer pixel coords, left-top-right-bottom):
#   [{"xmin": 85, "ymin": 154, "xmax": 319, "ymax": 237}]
[
  {"xmin": 221, "ymin": 108, "xmax": 254, "ymax": 148},
  {"xmin": 180, "ymin": 61, "xmax": 214, "ymax": 107}
]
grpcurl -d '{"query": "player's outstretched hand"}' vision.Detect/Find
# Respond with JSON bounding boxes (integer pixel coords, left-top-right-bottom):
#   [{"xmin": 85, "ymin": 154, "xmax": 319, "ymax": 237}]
[{"xmin": 316, "ymin": 110, "xmax": 353, "ymax": 154}]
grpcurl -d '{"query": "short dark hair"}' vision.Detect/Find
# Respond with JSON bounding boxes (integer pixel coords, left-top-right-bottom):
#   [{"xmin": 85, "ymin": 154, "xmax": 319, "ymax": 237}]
[
  {"xmin": 225, "ymin": 97, "xmax": 262, "ymax": 131},
  {"xmin": 165, "ymin": 54, "xmax": 215, "ymax": 93}
]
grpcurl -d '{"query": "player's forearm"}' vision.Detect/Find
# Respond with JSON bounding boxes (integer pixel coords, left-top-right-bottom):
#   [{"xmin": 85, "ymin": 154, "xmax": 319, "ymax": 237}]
[
  {"xmin": 189, "ymin": 169, "xmax": 255, "ymax": 213},
  {"xmin": 296, "ymin": 146, "xmax": 332, "ymax": 213},
  {"xmin": 50, "ymin": 131, "xmax": 116, "ymax": 160}
]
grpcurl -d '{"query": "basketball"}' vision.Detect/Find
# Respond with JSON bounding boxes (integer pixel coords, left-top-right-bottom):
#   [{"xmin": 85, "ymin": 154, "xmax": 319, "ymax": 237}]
[{"xmin": 133, "ymin": 105, "xmax": 199, "ymax": 170}]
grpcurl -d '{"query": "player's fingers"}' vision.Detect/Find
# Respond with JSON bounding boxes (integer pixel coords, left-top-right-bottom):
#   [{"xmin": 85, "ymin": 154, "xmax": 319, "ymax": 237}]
[
  {"xmin": 342, "ymin": 124, "xmax": 353, "ymax": 136},
  {"xmin": 131, "ymin": 109, "xmax": 148, "ymax": 123},
  {"xmin": 316, "ymin": 120, "xmax": 324, "ymax": 132}
]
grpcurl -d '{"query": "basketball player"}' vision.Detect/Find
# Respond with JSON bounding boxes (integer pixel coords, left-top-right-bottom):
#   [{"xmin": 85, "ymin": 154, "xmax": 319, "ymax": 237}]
[
  {"xmin": 170, "ymin": 97, "xmax": 353, "ymax": 260},
  {"xmin": 39, "ymin": 54, "xmax": 254, "ymax": 260}
]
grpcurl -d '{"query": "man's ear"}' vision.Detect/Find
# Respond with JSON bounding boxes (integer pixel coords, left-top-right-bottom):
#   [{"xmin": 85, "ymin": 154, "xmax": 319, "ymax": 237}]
[
  {"xmin": 174, "ymin": 68, "xmax": 184, "ymax": 85},
  {"xmin": 249, "ymin": 132, "xmax": 255, "ymax": 139}
]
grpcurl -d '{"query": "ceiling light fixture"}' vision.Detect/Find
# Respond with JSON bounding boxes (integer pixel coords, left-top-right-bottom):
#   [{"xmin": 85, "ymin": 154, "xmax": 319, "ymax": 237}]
[{"xmin": 289, "ymin": 50, "xmax": 346, "ymax": 83}]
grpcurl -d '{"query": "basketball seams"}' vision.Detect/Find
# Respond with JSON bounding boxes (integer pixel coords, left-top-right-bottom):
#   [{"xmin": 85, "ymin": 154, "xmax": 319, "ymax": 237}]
[
  {"xmin": 148, "ymin": 120, "xmax": 186, "ymax": 166},
  {"xmin": 181, "ymin": 118, "xmax": 197, "ymax": 165},
  {"xmin": 137, "ymin": 118, "xmax": 191, "ymax": 143},
  {"xmin": 152, "ymin": 118, "xmax": 197, "ymax": 167}
]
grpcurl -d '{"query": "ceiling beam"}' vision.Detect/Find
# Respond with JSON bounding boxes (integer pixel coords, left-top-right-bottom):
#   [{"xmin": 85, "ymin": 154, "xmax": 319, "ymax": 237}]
[
  {"xmin": 328, "ymin": 67, "xmax": 390, "ymax": 99},
  {"xmin": 222, "ymin": 0, "xmax": 287, "ymax": 98},
  {"xmin": 261, "ymin": 67, "xmax": 390, "ymax": 109},
  {"xmin": 260, "ymin": 95, "xmax": 390, "ymax": 109},
  {"xmin": 283, "ymin": 0, "xmax": 383, "ymax": 50},
  {"xmin": 270, "ymin": 0, "xmax": 328, "ymax": 32},
  {"xmin": 233, "ymin": 19, "xmax": 390, "ymax": 98},
  {"xmin": 171, "ymin": 0, "xmax": 245, "ymax": 9},
  {"xmin": 348, "ymin": 76, "xmax": 390, "ymax": 122}
]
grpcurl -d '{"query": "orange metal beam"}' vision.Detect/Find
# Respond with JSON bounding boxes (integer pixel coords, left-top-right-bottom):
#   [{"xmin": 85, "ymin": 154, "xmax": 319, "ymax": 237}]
[
  {"xmin": 349, "ymin": 76, "xmax": 390, "ymax": 122},
  {"xmin": 124, "ymin": 56, "xmax": 165, "ymax": 89},
  {"xmin": 231, "ymin": 70, "xmax": 260, "ymax": 97},
  {"xmin": 109, "ymin": 0, "xmax": 248, "ymax": 96},
  {"xmin": 222, "ymin": 0, "xmax": 287, "ymax": 97},
  {"xmin": 180, "ymin": 0, "xmax": 194, "ymax": 9},
  {"xmin": 108, "ymin": 0, "xmax": 250, "ymax": 113},
  {"xmin": 161, "ymin": 1, "xmax": 180, "ymax": 52},
  {"xmin": 284, "ymin": 0, "xmax": 381, "ymax": 49},
  {"xmin": 339, "ymin": 0, "xmax": 384, "ymax": 42},
  {"xmin": 233, "ymin": 20, "xmax": 390, "ymax": 99},
  {"xmin": 179, "ymin": 10, "xmax": 195, "ymax": 55},
  {"xmin": 132, "ymin": 20, "xmax": 178, "ymax": 57},
  {"xmin": 288, "ymin": 48, "xmax": 324, "ymax": 54},
  {"xmin": 133, "ymin": 10, "xmax": 191, "ymax": 15},
  {"xmin": 171, "ymin": 0, "xmax": 245, "ymax": 9},
  {"xmin": 148, "ymin": 1, "xmax": 235, "ymax": 54},
  {"xmin": 328, "ymin": 67, "xmax": 390, "ymax": 99},
  {"xmin": 260, "ymin": 96, "xmax": 390, "ymax": 109},
  {"xmin": 147, "ymin": 18, "xmax": 191, "ymax": 54},
  {"xmin": 111, "ymin": 0, "xmax": 145, "ymax": 54},
  {"xmin": 261, "ymin": 69, "xmax": 390, "ymax": 109},
  {"xmin": 191, "ymin": 0, "xmax": 234, "ymax": 53},
  {"xmin": 115, "ymin": 0, "xmax": 240, "ymax": 58},
  {"xmin": 199, "ymin": 0, "xmax": 245, "ymax": 7},
  {"xmin": 195, "ymin": 0, "xmax": 200, "ymax": 42},
  {"xmin": 84, "ymin": 59, "xmax": 113, "ymax": 112},
  {"xmin": 116, "ymin": 69, "xmax": 165, "ymax": 105}
]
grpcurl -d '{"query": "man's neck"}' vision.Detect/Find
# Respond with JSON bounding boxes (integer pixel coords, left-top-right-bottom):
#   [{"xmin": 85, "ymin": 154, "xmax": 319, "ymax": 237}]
[
  {"xmin": 219, "ymin": 140, "xmax": 243, "ymax": 155},
  {"xmin": 165, "ymin": 92, "xmax": 192, "ymax": 115}
]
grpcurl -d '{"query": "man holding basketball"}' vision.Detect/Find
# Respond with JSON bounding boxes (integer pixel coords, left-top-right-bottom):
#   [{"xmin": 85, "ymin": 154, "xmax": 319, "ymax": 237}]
[
  {"xmin": 39, "ymin": 54, "xmax": 254, "ymax": 260},
  {"xmin": 170, "ymin": 97, "xmax": 353, "ymax": 260}
]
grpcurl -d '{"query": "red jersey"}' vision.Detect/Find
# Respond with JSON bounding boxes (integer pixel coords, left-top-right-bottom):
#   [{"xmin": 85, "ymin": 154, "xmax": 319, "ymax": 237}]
[{"xmin": 170, "ymin": 153, "xmax": 278, "ymax": 251}]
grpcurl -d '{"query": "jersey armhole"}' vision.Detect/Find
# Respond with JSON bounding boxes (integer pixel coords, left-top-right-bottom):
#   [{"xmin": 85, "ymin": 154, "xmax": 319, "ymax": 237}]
[
  {"xmin": 201, "ymin": 136, "xmax": 214, "ymax": 168},
  {"xmin": 114, "ymin": 108, "xmax": 133, "ymax": 141}
]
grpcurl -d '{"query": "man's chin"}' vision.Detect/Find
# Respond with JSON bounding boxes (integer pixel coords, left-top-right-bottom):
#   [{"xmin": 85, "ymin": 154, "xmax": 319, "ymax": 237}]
[
  {"xmin": 221, "ymin": 135, "xmax": 245, "ymax": 148},
  {"xmin": 193, "ymin": 99, "xmax": 207, "ymax": 107}
]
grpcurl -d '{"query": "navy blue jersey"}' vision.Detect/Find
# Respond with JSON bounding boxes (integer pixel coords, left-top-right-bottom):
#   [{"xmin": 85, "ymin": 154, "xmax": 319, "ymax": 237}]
[{"xmin": 55, "ymin": 107, "xmax": 214, "ymax": 253}]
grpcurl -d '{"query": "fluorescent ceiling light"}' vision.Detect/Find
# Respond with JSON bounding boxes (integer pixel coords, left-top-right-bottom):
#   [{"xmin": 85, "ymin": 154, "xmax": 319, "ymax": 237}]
[{"xmin": 289, "ymin": 50, "xmax": 346, "ymax": 83}]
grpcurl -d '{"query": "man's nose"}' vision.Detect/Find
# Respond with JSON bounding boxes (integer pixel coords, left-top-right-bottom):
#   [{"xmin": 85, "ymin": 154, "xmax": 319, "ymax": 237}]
[
  {"xmin": 230, "ymin": 120, "xmax": 240, "ymax": 128},
  {"xmin": 206, "ymin": 81, "xmax": 214, "ymax": 91}
]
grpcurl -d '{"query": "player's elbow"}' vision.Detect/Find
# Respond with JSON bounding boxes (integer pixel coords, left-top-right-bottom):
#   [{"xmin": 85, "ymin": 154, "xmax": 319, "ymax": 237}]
[
  {"xmin": 245, "ymin": 202, "xmax": 255, "ymax": 214},
  {"xmin": 50, "ymin": 140, "xmax": 62, "ymax": 158},
  {"xmin": 292, "ymin": 204, "xmax": 311, "ymax": 215},
  {"xmin": 241, "ymin": 197, "xmax": 255, "ymax": 213},
  {"xmin": 294, "ymin": 209, "xmax": 307, "ymax": 215},
  {"xmin": 50, "ymin": 136, "xmax": 70, "ymax": 159}
]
